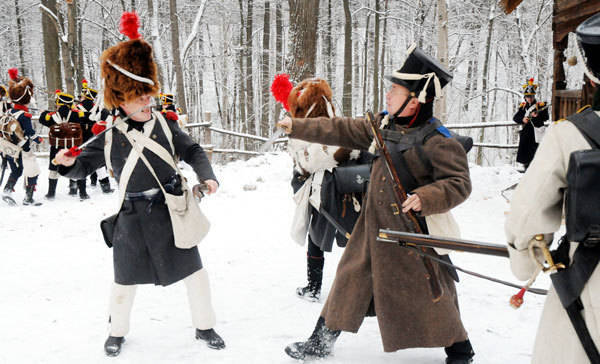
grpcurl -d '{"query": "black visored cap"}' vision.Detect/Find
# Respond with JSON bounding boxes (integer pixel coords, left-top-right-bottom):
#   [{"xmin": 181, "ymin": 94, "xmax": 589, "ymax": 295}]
[
  {"xmin": 577, "ymin": 13, "xmax": 600, "ymax": 45},
  {"xmin": 384, "ymin": 46, "xmax": 452, "ymax": 98}
]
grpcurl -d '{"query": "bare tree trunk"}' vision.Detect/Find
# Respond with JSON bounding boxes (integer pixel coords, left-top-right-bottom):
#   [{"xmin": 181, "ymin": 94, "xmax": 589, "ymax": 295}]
[
  {"xmin": 76, "ymin": 1, "xmax": 84, "ymax": 90},
  {"xmin": 245, "ymin": 0, "xmax": 255, "ymax": 138},
  {"xmin": 434, "ymin": 0, "xmax": 448, "ymax": 121},
  {"xmin": 41, "ymin": 0, "xmax": 62, "ymax": 104},
  {"xmin": 342, "ymin": 0, "xmax": 353, "ymax": 117},
  {"xmin": 260, "ymin": 0, "xmax": 270, "ymax": 137},
  {"xmin": 274, "ymin": 1, "xmax": 283, "ymax": 120},
  {"xmin": 65, "ymin": 0, "xmax": 78, "ymax": 94},
  {"xmin": 147, "ymin": 0, "xmax": 167, "ymax": 87},
  {"xmin": 286, "ymin": 0, "xmax": 320, "ymax": 82},
  {"xmin": 324, "ymin": 0, "xmax": 333, "ymax": 86},
  {"xmin": 362, "ymin": 14, "xmax": 371, "ymax": 112},
  {"xmin": 14, "ymin": 0, "xmax": 27, "ymax": 76},
  {"xmin": 169, "ymin": 0, "xmax": 187, "ymax": 114},
  {"xmin": 476, "ymin": 0, "xmax": 496, "ymax": 165},
  {"xmin": 372, "ymin": 0, "xmax": 380, "ymax": 112},
  {"xmin": 237, "ymin": 0, "xmax": 247, "ymax": 135},
  {"xmin": 379, "ymin": 0, "xmax": 388, "ymax": 111}
]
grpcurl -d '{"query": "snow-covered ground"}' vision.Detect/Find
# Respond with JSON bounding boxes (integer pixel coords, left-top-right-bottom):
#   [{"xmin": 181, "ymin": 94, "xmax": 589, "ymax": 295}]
[{"xmin": 0, "ymin": 154, "xmax": 550, "ymax": 364}]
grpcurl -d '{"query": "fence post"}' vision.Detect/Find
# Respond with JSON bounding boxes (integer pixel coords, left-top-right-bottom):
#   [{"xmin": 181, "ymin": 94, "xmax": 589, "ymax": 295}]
[{"xmin": 204, "ymin": 111, "xmax": 213, "ymax": 162}]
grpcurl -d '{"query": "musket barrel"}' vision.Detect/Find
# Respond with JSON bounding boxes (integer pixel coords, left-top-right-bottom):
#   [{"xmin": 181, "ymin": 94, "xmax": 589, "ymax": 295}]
[{"xmin": 378, "ymin": 229, "xmax": 509, "ymax": 258}]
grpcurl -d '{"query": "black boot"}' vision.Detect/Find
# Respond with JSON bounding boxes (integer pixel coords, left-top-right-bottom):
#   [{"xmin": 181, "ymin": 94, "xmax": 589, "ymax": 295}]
[
  {"xmin": 3, "ymin": 177, "xmax": 16, "ymax": 194},
  {"xmin": 285, "ymin": 317, "xmax": 340, "ymax": 360},
  {"xmin": 78, "ymin": 179, "xmax": 90, "ymax": 200},
  {"xmin": 90, "ymin": 171, "xmax": 97, "ymax": 186},
  {"xmin": 45, "ymin": 178, "xmax": 58, "ymax": 200},
  {"xmin": 23, "ymin": 184, "xmax": 37, "ymax": 205},
  {"xmin": 296, "ymin": 256, "xmax": 324, "ymax": 302},
  {"xmin": 195, "ymin": 328, "xmax": 226, "ymax": 350},
  {"xmin": 445, "ymin": 339, "xmax": 475, "ymax": 364},
  {"xmin": 104, "ymin": 336, "xmax": 125, "ymax": 357},
  {"xmin": 99, "ymin": 177, "xmax": 114, "ymax": 194},
  {"xmin": 68, "ymin": 179, "xmax": 77, "ymax": 196}
]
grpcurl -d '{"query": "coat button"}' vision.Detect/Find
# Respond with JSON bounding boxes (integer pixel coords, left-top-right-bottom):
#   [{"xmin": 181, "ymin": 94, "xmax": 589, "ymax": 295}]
[
  {"xmin": 121, "ymin": 142, "xmax": 126, "ymax": 147},
  {"xmin": 379, "ymin": 189, "xmax": 384, "ymax": 193},
  {"xmin": 377, "ymin": 201, "xmax": 383, "ymax": 206},
  {"xmin": 152, "ymin": 134, "xmax": 158, "ymax": 139},
  {"xmin": 424, "ymin": 274, "xmax": 430, "ymax": 280},
  {"xmin": 381, "ymin": 176, "xmax": 386, "ymax": 182}
]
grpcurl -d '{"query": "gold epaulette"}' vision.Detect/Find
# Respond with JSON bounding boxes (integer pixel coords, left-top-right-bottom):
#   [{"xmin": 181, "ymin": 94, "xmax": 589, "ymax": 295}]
[
  {"xmin": 537, "ymin": 101, "xmax": 545, "ymax": 107},
  {"xmin": 519, "ymin": 102, "xmax": 526, "ymax": 108},
  {"xmin": 45, "ymin": 113, "xmax": 51, "ymax": 121}
]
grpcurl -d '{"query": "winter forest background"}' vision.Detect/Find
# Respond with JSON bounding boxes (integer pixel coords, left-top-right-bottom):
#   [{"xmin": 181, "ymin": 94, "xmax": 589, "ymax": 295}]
[{"xmin": 0, "ymin": 0, "xmax": 586, "ymax": 165}]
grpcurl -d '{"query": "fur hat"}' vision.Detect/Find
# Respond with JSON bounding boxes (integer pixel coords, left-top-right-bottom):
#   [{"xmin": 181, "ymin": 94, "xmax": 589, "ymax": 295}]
[
  {"xmin": 271, "ymin": 74, "xmax": 335, "ymax": 118},
  {"xmin": 7, "ymin": 68, "xmax": 34, "ymax": 105},
  {"xmin": 100, "ymin": 12, "xmax": 159, "ymax": 109}
]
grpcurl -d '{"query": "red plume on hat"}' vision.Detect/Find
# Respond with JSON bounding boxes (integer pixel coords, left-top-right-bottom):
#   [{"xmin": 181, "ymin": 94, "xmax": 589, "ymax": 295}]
[
  {"xmin": 271, "ymin": 73, "xmax": 293, "ymax": 111},
  {"xmin": 119, "ymin": 11, "xmax": 141, "ymax": 40},
  {"xmin": 8, "ymin": 68, "xmax": 19, "ymax": 81}
]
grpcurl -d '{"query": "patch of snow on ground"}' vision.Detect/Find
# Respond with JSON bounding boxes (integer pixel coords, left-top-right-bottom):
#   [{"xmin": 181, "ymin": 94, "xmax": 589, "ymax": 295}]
[{"xmin": 0, "ymin": 155, "xmax": 549, "ymax": 363}]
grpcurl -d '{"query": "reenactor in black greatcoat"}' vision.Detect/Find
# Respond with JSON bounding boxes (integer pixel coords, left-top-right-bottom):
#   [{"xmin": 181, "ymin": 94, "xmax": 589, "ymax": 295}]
[{"xmin": 512, "ymin": 78, "xmax": 549, "ymax": 171}]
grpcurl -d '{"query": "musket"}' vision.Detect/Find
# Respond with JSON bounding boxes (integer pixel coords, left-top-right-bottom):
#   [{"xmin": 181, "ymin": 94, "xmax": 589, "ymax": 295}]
[
  {"xmin": 366, "ymin": 111, "xmax": 444, "ymax": 301},
  {"xmin": 377, "ymin": 229, "xmax": 509, "ymax": 258}
]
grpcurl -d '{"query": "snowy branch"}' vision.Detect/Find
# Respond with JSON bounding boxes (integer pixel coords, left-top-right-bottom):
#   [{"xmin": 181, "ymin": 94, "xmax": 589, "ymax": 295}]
[
  {"xmin": 79, "ymin": 18, "xmax": 121, "ymax": 40},
  {"xmin": 38, "ymin": 4, "xmax": 64, "ymax": 41},
  {"xmin": 181, "ymin": 0, "xmax": 209, "ymax": 64}
]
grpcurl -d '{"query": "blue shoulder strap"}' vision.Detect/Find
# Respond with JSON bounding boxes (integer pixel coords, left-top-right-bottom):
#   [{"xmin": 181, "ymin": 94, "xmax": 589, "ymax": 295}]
[{"xmin": 428, "ymin": 117, "xmax": 452, "ymax": 138}]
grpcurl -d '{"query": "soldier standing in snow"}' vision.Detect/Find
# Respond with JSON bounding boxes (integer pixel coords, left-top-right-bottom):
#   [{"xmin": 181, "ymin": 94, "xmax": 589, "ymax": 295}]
[
  {"xmin": 75, "ymin": 79, "xmax": 114, "ymax": 194},
  {"xmin": 2, "ymin": 68, "xmax": 42, "ymax": 206},
  {"xmin": 506, "ymin": 13, "xmax": 600, "ymax": 364},
  {"xmin": 54, "ymin": 12, "xmax": 225, "ymax": 357},
  {"xmin": 39, "ymin": 90, "xmax": 86, "ymax": 199},
  {"xmin": 512, "ymin": 78, "xmax": 549, "ymax": 171},
  {"xmin": 272, "ymin": 75, "xmax": 371, "ymax": 302},
  {"xmin": 277, "ymin": 45, "xmax": 475, "ymax": 363}
]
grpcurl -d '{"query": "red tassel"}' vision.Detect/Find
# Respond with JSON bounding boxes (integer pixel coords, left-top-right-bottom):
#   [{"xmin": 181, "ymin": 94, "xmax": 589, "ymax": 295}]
[
  {"xmin": 509, "ymin": 288, "xmax": 526, "ymax": 309},
  {"xmin": 55, "ymin": 89, "xmax": 62, "ymax": 94},
  {"xmin": 8, "ymin": 68, "xmax": 18, "ymax": 81},
  {"xmin": 271, "ymin": 73, "xmax": 293, "ymax": 111},
  {"xmin": 119, "ymin": 12, "xmax": 141, "ymax": 40}
]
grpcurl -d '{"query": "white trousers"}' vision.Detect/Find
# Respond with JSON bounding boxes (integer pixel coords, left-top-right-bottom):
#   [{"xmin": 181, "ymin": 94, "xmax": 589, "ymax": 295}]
[
  {"xmin": 96, "ymin": 166, "xmax": 109, "ymax": 180},
  {"xmin": 108, "ymin": 268, "xmax": 217, "ymax": 337}
]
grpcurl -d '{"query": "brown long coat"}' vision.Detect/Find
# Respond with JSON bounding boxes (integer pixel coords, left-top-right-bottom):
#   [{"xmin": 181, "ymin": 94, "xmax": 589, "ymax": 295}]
[{"xmin": 290, "ymin": 114, "xmax": 472, "ymax": 352}]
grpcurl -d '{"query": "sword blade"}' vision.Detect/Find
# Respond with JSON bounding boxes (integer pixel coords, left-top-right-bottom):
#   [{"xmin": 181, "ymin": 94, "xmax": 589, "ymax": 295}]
[{"xmin": 259, "ymin": 127, "xmax": 285, "ymax": 153}]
